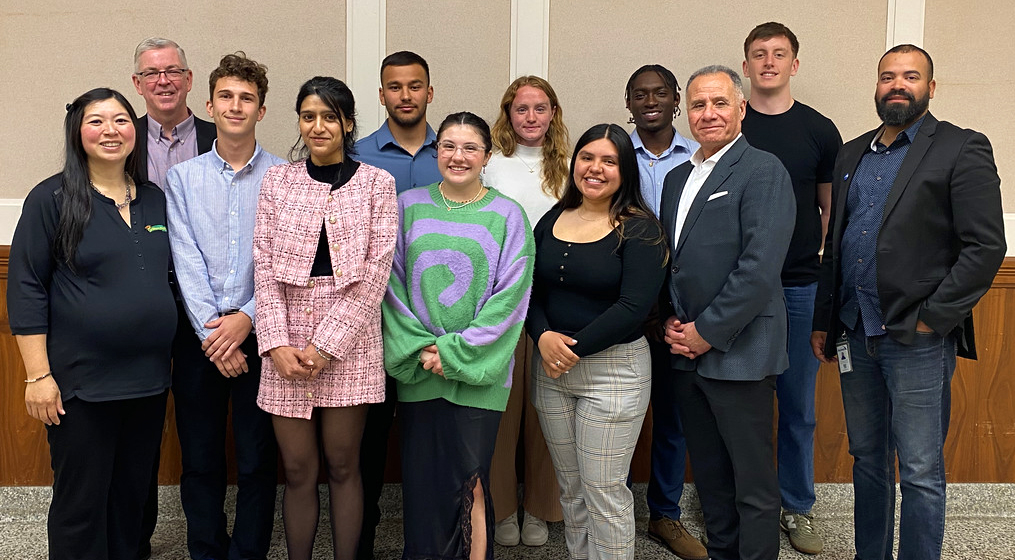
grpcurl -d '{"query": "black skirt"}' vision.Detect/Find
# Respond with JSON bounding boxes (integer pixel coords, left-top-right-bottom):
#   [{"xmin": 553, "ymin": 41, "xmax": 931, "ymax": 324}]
[{"xmin": 399, "ymin": 399, "xmax": 502, "ymax": 560}]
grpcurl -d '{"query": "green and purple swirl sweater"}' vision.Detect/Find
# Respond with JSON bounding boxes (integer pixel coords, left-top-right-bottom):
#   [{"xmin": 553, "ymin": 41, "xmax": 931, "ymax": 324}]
[{"xmin": 381, "ymin": 183, "xmax": 535, "ymax": 412}]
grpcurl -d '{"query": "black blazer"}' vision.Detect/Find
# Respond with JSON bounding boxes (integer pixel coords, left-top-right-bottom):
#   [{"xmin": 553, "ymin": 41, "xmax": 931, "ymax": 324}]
[
  {"xmin": 659, "ymin": 136, "xmax": 796, "ymax": 381},
  {"xmin": 813, "ymin": 113, "xmax": 1006, "ymax": 359},
  {"xmin": 134, "ymin": 114, "xmax": 217, "ymax": 185}
]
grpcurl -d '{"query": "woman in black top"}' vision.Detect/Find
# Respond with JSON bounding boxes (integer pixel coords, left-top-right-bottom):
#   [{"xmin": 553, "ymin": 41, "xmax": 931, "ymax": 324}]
[
  {"xmin": 527, "ymin": 123, "xmax": 667, "ymax": 560},
  {"xmin": 8, "ymin": 88, "xmax": 176, "ymax": 560}
]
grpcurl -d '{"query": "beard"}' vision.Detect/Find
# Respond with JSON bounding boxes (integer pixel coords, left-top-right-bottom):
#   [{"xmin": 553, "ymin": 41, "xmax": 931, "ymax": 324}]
[
  {"xmin": 388, "ymin": 106, "xmax": 424, "ymax": 128},
  {"xmin": 876, "ymin": 89, "xmax": 930, "ymax": 126}
]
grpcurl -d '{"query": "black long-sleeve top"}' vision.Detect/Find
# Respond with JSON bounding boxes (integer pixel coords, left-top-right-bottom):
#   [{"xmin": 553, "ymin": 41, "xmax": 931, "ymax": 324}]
[
  {"xmin": 525, "ymin": 206, "xmax": 667, "ymax": 357},
  {"xmin": 7, "ymin": 173, "xmax": 177, "ymax": 401}
]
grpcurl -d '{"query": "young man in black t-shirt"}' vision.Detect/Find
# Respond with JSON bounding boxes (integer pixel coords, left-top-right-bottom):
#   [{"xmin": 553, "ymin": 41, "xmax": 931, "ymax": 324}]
[{"xmin": 741, "ymin": 22, "xmax": 842, "ymax": 556}]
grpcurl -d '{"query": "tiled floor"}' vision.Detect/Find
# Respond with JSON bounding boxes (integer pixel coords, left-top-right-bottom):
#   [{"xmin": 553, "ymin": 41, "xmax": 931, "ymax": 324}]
[{"xmin": 2, "ymin": 483, "xmax": 1012, "ymax": 559}]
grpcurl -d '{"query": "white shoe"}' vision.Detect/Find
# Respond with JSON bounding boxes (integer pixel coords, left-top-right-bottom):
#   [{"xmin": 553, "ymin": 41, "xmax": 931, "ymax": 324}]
[
  {"xmin": 494, "ymin": 511, "xmax": 520, "ymax": 546},
  {"xmin": 520, "ymin": 511, "xmax": 548, "ymax": 546}
]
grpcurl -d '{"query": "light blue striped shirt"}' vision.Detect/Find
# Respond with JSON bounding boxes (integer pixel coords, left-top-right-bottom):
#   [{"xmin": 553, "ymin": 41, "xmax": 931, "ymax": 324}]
[{"xmin": 165, "ymin": 141, "xmax": 284, "ymax": 340}]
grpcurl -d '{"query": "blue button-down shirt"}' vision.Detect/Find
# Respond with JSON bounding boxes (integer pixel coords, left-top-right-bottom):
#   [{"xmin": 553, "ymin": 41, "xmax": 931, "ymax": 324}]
[
  {"xmin": 355, "ymin": 120, "xmax": 441, "ymax": 193},
  {"xmin": 631, "ymin": 128, "xmax": 698, "ymax": 216},
  {"xmin": 840, "ymin": 116, "xmax": 926, "ymax": 336},
  {"xmin": 165, "ymin": 141, "xmax": 284, "ymax": 339}
]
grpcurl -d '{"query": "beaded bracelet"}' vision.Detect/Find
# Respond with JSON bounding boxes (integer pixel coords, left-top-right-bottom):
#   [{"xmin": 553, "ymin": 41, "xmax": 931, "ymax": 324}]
[
  {"xmin": 25, "ymin": 372, "xmax": 53, "ymax": 383},
  {"xmin": 315, "ymin": 346, "xmax": 333, "ymax": 361}
]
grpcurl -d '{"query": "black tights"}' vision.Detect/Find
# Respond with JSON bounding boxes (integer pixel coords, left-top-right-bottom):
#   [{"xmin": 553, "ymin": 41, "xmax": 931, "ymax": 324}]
[{"xmin": 273, "ymin": 405, "xmax": 368, "ymax": 560}]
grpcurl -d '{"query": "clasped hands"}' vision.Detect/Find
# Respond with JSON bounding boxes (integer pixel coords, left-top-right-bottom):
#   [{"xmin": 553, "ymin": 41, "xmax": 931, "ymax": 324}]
[
  {"xmin": 202, "ymin": 312, "xmax": 253, "ymax": 377},
  {"xmin": 419, "ymin": 344, "xmax": 444, "ymax": 377},
  {"xmin": 269, "ymin": 342, "xmax": 329, "ymax": 381},
  {"xmin": 663, "ymin": 316, "xmax": 712, "ymax": 359}
]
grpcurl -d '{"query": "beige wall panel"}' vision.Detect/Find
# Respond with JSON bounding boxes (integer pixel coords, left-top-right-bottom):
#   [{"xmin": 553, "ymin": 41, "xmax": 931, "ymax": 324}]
[
  {"xmin": 925, "ymin": 0, "xmax": 1015, "ymax": 211},
  {"xmin": 0, "ymin": 1, "xmax": 346, "ymax": 198},
  {"xmin": 385, "ymin": 0, "xmax": 510, "ymax": 131},
  {"xmin": 548, "ymin": 0, "xmax": 885, "ymax": 154}
]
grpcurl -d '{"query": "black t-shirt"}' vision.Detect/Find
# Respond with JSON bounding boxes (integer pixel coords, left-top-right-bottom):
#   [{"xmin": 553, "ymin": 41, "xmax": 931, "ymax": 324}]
[
  {"xmin": 742, "ymin": 101, "xmax": 842, "ymax": 286},
  {"xmin": 526, "ymin": 207, "xmax": 667, "ymax": 357},
  {"xmin": 8, "ymin": 174, "xmax": 176, "ymax": 401}
]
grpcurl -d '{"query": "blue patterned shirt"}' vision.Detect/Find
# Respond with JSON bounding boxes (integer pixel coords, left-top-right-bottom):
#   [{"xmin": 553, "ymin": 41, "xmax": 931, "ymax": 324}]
[
  {"xmin": 840, "ymin": 116, "xmax": 926, "ymax": 336},
  {"xmin": 165, "ymin": 141, "xmax": 284, "ymax": 339},
  {"xmin": 355, "ymin": 121, "xmax": 441, "ymax": 193},
  {"xmin": 630, "ymin": 128, "xmax": 698, "ymax": 216}
]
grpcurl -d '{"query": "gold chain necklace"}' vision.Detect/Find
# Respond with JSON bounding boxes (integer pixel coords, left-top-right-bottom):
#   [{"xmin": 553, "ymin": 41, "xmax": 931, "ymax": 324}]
[
  {"xmin": 576, "ymin": 206, "xmax": 608, "ymax": 222},
  {"xmin": 89, "ymin": 173, "xmax": 133, "ymax": 210},
  {"xmin": 438, "ymin": 181, "xmax": 483, "ymax": 211}
]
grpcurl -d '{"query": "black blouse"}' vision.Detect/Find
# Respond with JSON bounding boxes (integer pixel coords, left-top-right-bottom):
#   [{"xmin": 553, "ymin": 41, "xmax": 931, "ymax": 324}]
[
  {"xmin": 7, "ymin": 174, "xmax": 177, "ymax": 401},
  {"xmin": 307, "ymin": 159, "xmax": 360, "ymax": 277},
  {"xmin": 526, "ymin": 206, "xmax": 668, "ymax": 357}
]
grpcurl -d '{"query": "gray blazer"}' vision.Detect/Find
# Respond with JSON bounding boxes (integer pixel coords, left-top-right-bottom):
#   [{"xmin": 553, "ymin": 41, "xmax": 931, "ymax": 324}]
[{"xmin": 659, "ymin": 136, "xmax": 796, "ymax": 381}]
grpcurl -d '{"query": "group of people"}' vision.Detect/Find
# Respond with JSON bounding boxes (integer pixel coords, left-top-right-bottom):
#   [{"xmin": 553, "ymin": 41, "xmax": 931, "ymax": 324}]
[{"xmin": 8, "ymin": 20, "xmax": 1005, "ymax": 560}]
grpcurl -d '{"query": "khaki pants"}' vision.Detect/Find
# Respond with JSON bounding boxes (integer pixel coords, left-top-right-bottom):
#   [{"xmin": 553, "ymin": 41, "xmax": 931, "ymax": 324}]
[{"xmin": 489, "ymin": 334, "xmax": 563, "ymax": 522}]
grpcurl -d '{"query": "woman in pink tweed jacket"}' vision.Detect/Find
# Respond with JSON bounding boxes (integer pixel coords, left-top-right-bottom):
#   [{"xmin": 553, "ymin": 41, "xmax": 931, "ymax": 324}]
[{"xmin": 253, "ymin": 77, "xmax": 397, "ymax": 560}]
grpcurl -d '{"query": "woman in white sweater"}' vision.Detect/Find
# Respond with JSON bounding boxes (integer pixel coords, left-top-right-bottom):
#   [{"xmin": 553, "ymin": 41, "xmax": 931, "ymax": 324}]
[{"xmin": 483, "ymin": 75, "xmax": 570, "ymax": 547}]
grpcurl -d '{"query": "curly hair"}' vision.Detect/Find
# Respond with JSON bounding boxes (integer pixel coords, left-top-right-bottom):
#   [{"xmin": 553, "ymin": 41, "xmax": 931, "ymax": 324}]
[
  {"xmin": 208, "ymin": 51, "xmax": 269, "ymax": 107},
  {"xmin": 490, "ymin": 76, "xmax": 570, "ymax": 200}
]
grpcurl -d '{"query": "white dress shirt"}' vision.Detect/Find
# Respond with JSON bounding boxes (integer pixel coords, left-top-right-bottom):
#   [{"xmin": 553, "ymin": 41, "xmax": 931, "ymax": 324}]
[{"xmin": 674, "ymin": 133, "xmax": 742, "ymax": 242}]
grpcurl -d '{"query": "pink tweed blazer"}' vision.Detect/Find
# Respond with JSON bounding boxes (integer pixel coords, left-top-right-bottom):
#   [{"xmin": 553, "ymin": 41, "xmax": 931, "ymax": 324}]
[{"xmin": 253, "ymin": 160, "xmax": 397, "ymax": 412}]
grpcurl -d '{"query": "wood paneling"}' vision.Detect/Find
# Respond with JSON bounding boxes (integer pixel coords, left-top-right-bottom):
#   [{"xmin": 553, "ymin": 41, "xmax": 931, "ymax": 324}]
[{"xmin": 2, "ymin": 249, "xmax": 1014, "ymax": 485}]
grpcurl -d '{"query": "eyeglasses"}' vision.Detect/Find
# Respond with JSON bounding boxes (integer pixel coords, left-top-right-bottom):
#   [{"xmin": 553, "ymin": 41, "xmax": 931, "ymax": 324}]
[
  {"xmin": 135, "ymin": 68, "xmax": 189, "ymax": 84},
  {"xmin": 437, "ymin": 141, "xmax": 485, "ymax": 157}
]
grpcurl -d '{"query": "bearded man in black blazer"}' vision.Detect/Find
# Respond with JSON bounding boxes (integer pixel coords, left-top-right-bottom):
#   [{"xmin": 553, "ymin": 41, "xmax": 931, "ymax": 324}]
[
  {"xmin": 811, "ymin": 44, "xmax": 1005, "ymax": 560},
  {"xmin": 131, "ymin": 37, "xmax": 216, "ymax": 560},
  {"xmin": 659, "ymin": 65, "xmax": 795, "ymax": 560}
]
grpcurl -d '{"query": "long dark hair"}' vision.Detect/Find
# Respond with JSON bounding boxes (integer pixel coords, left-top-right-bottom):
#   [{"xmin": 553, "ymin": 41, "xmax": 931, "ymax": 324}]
[
  {"xmin": 290, "ymin": 76, "xmax": 358, "ymax": 162},
  {"xmin": 57, "ymin": 88, "xmax": 140, "ymax": 266},
  {"xmin": 559, "ymin": 123, "xmax": 667, "ymax": 255}
]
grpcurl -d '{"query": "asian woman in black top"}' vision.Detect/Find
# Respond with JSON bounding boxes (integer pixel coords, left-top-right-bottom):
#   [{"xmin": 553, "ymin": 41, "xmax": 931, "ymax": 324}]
[
  {"xmin": 527, "ymin": 123, "xmax": 668, "ymax": 560},
  {"xmin": 8, "ymin": 88, "xmax": 176, "ymax": 560}
]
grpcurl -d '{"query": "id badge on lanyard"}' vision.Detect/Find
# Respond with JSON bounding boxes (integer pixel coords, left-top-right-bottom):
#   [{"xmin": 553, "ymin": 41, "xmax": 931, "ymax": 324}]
[{"xmin": 836, "ymin": 333, "xmax": 853, "ymax": 374}]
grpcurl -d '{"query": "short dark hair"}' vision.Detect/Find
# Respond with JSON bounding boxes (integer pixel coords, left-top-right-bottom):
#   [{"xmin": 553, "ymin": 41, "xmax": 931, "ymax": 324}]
[
  {"xmin": 625, "ymin": 64, "xmax": 681, "ymax": 102},
  {"xmin": 744, "ymin": 22, "xmax": 800, "ymax": 58},
  {"xmin": 290, "ymin": 76, "xmax": 357, "ymax": 162},
  {"xmin": 881, "ymin": 44, "xmax": 934, "ymax": 80},
  {"xmin": 437, "ymin": 111, "xmax": 492, "ymax": 153},
  {"xmin": 380, "ymin": 51, "xmax": 430, "ymax": 84},
  {"xmin": 208, "ymin": 52, "xmax": 269, "ymax": 107}
]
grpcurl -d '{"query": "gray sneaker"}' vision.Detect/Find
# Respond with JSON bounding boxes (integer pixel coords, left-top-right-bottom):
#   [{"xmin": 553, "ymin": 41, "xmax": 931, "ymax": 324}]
[{"xmin": 780, "ymin": 511, "xmax": 823, "ymax": 554}]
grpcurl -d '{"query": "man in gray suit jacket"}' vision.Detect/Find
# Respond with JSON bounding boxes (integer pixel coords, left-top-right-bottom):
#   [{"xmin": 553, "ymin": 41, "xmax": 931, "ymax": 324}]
[{"xmin": 658, "ymin": 65, "xmax": 795, "ymax": 560}]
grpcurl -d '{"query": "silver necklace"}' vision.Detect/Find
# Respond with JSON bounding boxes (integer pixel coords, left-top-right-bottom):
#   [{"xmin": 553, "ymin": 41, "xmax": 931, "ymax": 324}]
[
  {"xmin": 515, "ymin": 153, "xmax": 539, "ymax": 174},
  {"xmin": 90, "ymin": 173, "xmax": 133, "ymax": 210}
]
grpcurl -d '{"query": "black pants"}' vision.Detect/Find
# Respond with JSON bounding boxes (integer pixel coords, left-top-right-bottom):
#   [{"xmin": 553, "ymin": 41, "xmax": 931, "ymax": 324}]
[
  {"xmin": 672, "ymin": 370, "xmax": 780, "ymax": 560},
  {"xmin": 47, "ymin": 391, "xmax": 168, "ymax": 560},
  {"xmin": 357, "ymin": 375, "xmax": 397, "ymax": 560},
  {"xmin": 172, "ymin": 331, "xmax": 278, "ymax": 560}
]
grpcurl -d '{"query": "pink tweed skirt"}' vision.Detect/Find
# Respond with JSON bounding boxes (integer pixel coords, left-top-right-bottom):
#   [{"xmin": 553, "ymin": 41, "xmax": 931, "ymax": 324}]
[{"xmin": 257, "ymin": 276, "xmax": 386, "ymax": 419}]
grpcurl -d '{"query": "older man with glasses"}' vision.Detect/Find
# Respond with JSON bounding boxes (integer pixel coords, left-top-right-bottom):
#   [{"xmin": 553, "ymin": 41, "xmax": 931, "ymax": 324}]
[{"xmin": 130, "ymin": 36, "xmax": 217, "ymax": 560}]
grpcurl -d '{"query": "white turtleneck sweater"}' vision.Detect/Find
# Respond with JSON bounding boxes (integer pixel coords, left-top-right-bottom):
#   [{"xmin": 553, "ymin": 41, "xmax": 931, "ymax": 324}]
[{"xmin": 483, "ymin": 144, "xmax": 557, "ymax": 229}]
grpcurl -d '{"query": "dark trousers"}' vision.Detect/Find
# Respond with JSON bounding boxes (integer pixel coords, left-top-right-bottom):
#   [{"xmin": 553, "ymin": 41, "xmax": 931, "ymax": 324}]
[
  {"xmin": 672, "ymin": 370, "xmax": 780, "ymax": 560},
  {"xmin": 646, "ymin": 340, "xmax": 689, "ymax": 520},
  {"xmin": 47, "ymin": 391, "xmax": 168, "ymax": 560},
  {"xmin": 172, "ymin": 330, "xmax": 278, "ymax": 560},
  {"xmin": 357, "ymin": 375, "xmax": 397, "ymax": 560}
]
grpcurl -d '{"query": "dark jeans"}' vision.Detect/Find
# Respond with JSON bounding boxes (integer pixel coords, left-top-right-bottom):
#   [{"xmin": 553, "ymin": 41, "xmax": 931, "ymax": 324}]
[
  {"xmin": 646, "ymin": 339, "xmax": 689, "ymax": 520},
  {"xmin": 173, "ymin": 331, "xmax": 277, "ymax": 560},
  {"xmin": 47, "ymin": 391, "xmax": 168, "ymax": 560},
  {"xmin": 840, "ymin": 328, "xmax": 956, "ymax": 560},
  {"xmin": 673, "ymin": 370, "xmax": 780, "ymax": 560}
]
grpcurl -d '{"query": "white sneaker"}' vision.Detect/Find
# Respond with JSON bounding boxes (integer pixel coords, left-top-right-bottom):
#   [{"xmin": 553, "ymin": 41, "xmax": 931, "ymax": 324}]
[
  {"xmin": 520, "ymin": 511, "xmax": 548, "ymax": 546},
  {"xmin": 494, "ymin": 511, "xmax": 520, "ymax": 546}
]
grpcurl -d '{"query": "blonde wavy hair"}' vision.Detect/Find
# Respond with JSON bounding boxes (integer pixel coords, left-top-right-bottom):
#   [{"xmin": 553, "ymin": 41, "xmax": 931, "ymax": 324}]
[{"xmin": 491, "ymin": 76, "xmax": 570, "ymax": 200}]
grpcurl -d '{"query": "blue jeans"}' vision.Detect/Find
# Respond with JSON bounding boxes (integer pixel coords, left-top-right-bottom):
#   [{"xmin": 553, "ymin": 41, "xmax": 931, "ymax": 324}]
[
  {"xmin": 777, "ymin": 284, "xmax": 820, "ymax": 513},
  {"xmin": 646, "ymin": 339, "xmax": 689, "ymax": 520},
  {"xmin": 840, "ymin": 327, "xmax": 956, "ymax": 560}
]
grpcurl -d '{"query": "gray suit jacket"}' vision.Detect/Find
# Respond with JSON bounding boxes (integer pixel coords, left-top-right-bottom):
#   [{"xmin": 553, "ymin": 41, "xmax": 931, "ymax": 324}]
[{"xmin": 659, "ymin": 136, "xmax": 796, "ymax": 381}]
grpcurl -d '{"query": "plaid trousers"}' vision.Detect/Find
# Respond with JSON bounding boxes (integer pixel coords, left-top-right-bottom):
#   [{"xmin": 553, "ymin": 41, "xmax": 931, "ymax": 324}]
[{"xmin": 533, "ymin": 337, "xmax": 651, "ymax": 560}]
